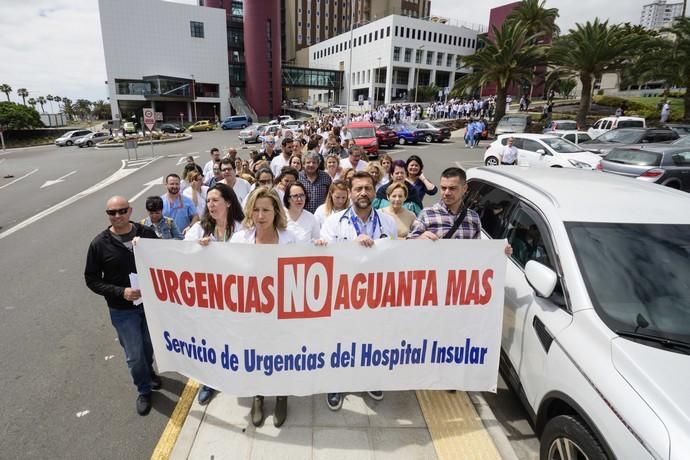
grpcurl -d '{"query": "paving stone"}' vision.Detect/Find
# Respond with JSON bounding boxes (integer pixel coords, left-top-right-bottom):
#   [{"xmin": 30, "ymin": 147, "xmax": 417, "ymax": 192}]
[{"xmin": 313, "ymin": 428, "xmax": 374, "ymax": 460}]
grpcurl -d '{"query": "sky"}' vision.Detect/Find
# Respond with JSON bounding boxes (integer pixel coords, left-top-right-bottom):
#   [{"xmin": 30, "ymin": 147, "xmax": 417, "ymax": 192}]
[{"xmin": 0, "ymin": 0, "xmax": 662, "ymax": 105}]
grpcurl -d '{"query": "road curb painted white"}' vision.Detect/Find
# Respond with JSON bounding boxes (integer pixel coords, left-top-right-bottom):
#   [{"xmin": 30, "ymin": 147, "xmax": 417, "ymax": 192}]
[{"xmin": 469, "ymin": 391, "xmax": 521, "ymax": 460}]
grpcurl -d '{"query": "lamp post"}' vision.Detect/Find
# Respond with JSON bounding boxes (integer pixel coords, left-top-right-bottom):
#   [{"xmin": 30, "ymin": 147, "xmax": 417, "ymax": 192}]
[
  {"xmin": 414, "ymin": 45, "xmax": 425, "ymax": 103},
  {"xmin": 346, "ymin": 2, "xmax": 356, "ymax": 121},
  {"xmin": 376, "ymin": 57, "xmax": 381, "ymax": 107},
  {"xmin": 190, "ymin": 74, "xmax": 197, "ymax": 122}
]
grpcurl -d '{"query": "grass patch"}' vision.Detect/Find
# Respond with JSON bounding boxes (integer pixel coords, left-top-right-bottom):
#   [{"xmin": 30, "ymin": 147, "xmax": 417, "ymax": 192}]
[{"xmin": 593, "ymin": 95, "xmax": 685, "ymax": 122}]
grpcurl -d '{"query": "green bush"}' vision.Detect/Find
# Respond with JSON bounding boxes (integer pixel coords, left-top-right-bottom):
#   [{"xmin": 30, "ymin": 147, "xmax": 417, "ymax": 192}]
[{"xmin": 592, "ymin": 96, "xmax": 646, "ymax": 111}]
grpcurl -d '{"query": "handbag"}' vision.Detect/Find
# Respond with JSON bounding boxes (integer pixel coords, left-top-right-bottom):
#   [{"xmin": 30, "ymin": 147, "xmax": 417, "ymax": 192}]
[{"xmin": 443, "ymin": 207, "xmax": 468, "ymax": 239}]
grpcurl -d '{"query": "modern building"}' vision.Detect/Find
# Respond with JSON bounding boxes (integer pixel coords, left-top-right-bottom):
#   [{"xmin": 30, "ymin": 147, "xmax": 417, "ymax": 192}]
[
  {"xmin": 640, "ymin": 0, "xmax": 684, "ymax": 30},
  {"xmin": 299, "ymin": 14, "xmax": 478, "ymax": 106},
  {"xmin": 99, "ymin": 0, "xmax": 230, "ymax": 124}
]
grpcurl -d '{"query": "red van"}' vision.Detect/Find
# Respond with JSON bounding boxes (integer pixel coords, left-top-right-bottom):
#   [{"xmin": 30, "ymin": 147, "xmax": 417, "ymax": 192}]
[{"xmin": 346, "ymin": 121, "xmax": 379, "ymax": 160}]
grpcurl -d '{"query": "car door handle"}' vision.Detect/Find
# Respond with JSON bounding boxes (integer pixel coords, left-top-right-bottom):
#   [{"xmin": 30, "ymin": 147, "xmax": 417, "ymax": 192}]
[{"xmin": 532, "ymin": 316, "xmax": 553, "ymax": 352}]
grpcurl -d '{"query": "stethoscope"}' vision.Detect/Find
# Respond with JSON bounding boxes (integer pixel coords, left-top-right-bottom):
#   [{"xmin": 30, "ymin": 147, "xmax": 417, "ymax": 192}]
[{"xmin": 337, "ymin": 207, "xmax": 388, "ymax": 240}]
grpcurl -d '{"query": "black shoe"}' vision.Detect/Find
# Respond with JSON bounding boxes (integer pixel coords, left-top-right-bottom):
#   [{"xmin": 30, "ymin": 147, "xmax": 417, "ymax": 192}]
[
  {"xmin": 274, "ymin": 396, "xmax": 288, "ymax": 428},
  {"xmin": 367, "ymin": 391, "xmax": 384, "ymax": 401},
  {"xmin": 197, "ymin": 386, "xmax": 216, "ymax": 405},
  {"xmin": 151, "ymin": 373, "xmax": 162, "ymax": 391},
  {"xmin": 326, "ymin": 393, "xmax": 343, "ymax": 411},
  {"xmin": 136, "ymin": 393, "xmax": 152, "ymax": 416},
  {"xmin": 251, "ymin": 396, "xmax": 264, "ymax": 427}
]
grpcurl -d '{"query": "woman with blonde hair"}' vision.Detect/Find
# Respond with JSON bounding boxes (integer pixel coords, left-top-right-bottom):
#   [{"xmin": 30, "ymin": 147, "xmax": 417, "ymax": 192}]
[
  {"xmin": 381, "ymin": 181, "xmax": 416, "ymax": 238},
  {"xmin": 324, "ymin": 152, "xmax": 341, "ymax": 181},
  {"xmin": 313, "ymin": 179, "xmax": 349, "ymax": 227},
  {"xmin": 365, "ymin": 162, "xmax": 385, "ymax": 189},
  {"xmin": 230, "ymin": 187, "xmax": 297, "ymax": 427}
]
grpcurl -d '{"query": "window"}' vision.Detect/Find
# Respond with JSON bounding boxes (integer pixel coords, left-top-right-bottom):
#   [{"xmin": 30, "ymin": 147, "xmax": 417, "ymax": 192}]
[
  {"xmin": 369, "ymin": 32, "xmax": 372, "ymax": 42},
  {"xmin": 404, "ymin": 48, "xmax": 412, "ymax": 63},
  {"xmin": 436, "ymin": 52, "xmax": 444, "ymax": 66},
  {"xmin": 453, "ymin": 36, "xmax": 458, "ymax": 46},
  {"xmin": 387, "ymin": 26, "xmax": 391, "ymax": 37},
  {"xmin": 395, "ymin": 26, "xmax": 399, "ymax": 36},
  {"xmin": 426, "ymin": 50, "xmax": 433, "ymax": 65},
  {"xmin": 507, "ymin": 207, "xmax": 553, "ymax": 270},
  {"xmin": 462, "ymin": 37, "xmax": 466, "ymax": 47},
  {"xmin": 406, "ymin": 28, "xmax": 410, "ymax": 38},
  {"xmin": 375, "ymin": 30, "xmax": 378, "ymax": 40},
  {"xmin": 412, "ymin": 29, "xmax": 416, "ymax": 39},
  {"xmin": 463, "ymin": 181, "xmax": 518, "ymax": 239},
  {"xmin": 393, "ymin": 46, "xmax": 401, "ymax": 61},
  {"xmin": 446, "ymin": 54, "xmax": 453, "ymax": 67},
  {"xmin": 190, "ymin": 21, "xmax": 204, "ymax": 38},
  {"xmin": 423, "ymin": 30, "xmax": 427, "ymax": 40},
  {"xmin": 523, "ymin": 139, "xmax": 547, "ymax": 154},
  {"xmin": 415, "ymin": 49, "xmax": 423, "ymax": 63},
  {"xmin": 433, "ymin": 32, "xmax": 437, "ymax": 42}
]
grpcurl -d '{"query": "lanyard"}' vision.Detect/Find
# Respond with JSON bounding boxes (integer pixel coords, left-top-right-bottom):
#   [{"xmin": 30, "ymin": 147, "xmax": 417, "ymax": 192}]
[{"xmin": 349, "ymin": 208, "xmax": 380, "ymax": 238}]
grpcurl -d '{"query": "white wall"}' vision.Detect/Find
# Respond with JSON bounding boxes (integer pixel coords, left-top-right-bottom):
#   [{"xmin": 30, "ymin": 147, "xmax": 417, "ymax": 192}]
[
  {"xmin": 306, "ymin": 14, "xmax": 478, "ymax": 105},
  {"xmin": 99, "ymin": 0, "xmax": 230, "ymax": 119}
]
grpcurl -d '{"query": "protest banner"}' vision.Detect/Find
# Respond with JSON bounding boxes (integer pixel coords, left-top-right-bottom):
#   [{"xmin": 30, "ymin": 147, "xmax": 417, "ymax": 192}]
[{"xmin": 134, "ymin": 238, "xmax": 506, "ymax": 396}]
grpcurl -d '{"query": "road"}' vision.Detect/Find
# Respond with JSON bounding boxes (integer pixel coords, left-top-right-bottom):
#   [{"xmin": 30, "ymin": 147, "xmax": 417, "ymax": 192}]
[{"xmin": 0, "ymin": 127, "xmax": 538, "ymax": 459}]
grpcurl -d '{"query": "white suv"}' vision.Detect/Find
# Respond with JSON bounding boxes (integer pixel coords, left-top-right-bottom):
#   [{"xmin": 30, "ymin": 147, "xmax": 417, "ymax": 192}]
[
  {"xmin": 484, "ymin": 134, "xmax": 601, "ymax": 169},
  {"xmin": 465, "ymin": 166, "xmax": 690, "ymax": 460},
  {"xmin": 588, "ymin": 116, "xmax": 645, "ymax": 139}
]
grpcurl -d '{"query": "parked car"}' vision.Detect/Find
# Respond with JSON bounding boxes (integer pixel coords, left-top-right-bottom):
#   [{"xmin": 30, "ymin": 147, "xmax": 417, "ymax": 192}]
[
  {"xmin": 122, "ymin": 122, "xmax": 137, "ymax": 134},
  {"xmin": 375, "ymin": 124, "xmax": 398, "ymax": 148},
  {"xmin": 542, "ymin": 119, "xmax": 578, "ymax": 133},
  {"xmin": 75, "ymin": 131, "xmax": 111, "ymax": 147},
  {"xmin": 464, "ymin": 166, "xmax": 690, "ymax": 460},
  {"xmin": 188, "ymin": 120, "xmax": 215, "ymax": 132},
  {"xmin": 673, "ymin": 136, "xmax": 690, "ymax": 146},
  {"xmin": 346, "ymin": 121, "xmax": 379, "ymax": 159},
  {"xmin": 495, "ymin": 114, "xmax": 533, "ymax": 135},
  {"xmin": 55, "ymin": 129, "xmax": 93, "ymax": 147},
  {"xmin": 663, "ymin": 123, "xmax": 690, "ymax": 136},
  {"xmin": 330, "ymin": 104, "xmax": 348, "ymax": 114},
  {"xmin": 600, "ymin": 145, "xmax": 690, "ymax": 191},
  {"xmin": 221, "ymin": 115, "xmax": 252, "ymax": 130},
  {"xmin": 414, "ymin": 121, "xmax": 451, "ymax": 143},
  {"xmin": 484, "ymin": 133, "xmax": 601, "ymax": 169},
  {"xmin": 587, "ymin": 116, "xmax": 645, "ymax": 139},
  {"xmin": 391, "ymin": 124, "xmax": 424, "ymax": 145},
  {"xmin": 282, "ymin": 119, "xmax": 302, "ymax": 131},
  {"xmin": 550, "ymin": 130, "xmax": 593, "ymax": 145},
  {"xmin": 581, "ymin": 127, "xmax": 679, "ymax": 156},
  {"xmin": 160, "ymin": 123, "xmax": 185, "ymax": 134},
  {"xmin": 239, "ymin": 124, "xmax": 268, "ymax": 144}
]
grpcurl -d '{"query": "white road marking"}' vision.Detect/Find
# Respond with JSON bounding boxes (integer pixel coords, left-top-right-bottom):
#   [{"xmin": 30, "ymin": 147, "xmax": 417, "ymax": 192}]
[
  {"xmin": 104, "ymin": 355, "xmax": 115, "ymax": 361},
  {"xmin": 0, "ymin": 158, "xmax": 159, "ymax": 241},
  {"xmin": 176, "ymin": 155, "xmax": 199, "ymax": 165},
  {"xmin": 0, "ymin": 168, "xmax": 39, "ymax": 190},
  {"xmin": 4, "ymin": 306, "xmax": 16, "ymax": 310},
  {"xmin": 76, "ymin": 410, "xmax": 90, "ymax": 418},
  {"xmin": 129, "ymin": 177, "xmax": 164, "ymax": 203},
  {"xmin": 40, "ymin": 170, "xmax": 77, "ymax": 189}
]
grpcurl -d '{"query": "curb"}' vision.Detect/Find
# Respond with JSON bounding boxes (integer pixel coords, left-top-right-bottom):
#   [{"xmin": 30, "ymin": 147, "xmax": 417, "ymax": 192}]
[
  {"xmin": 468, "ymin": 391, "xmax": 521, "ymax": 460},
  {"xmin": 96, "ymin": 134, "xmax": 192, "ymax": 149}
]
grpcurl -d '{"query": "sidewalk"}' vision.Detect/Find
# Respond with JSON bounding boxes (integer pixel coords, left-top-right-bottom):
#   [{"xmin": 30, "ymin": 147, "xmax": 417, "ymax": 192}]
[{"xmin": 161, "ymin": 381, "xmax": 519, "ymax": 460}]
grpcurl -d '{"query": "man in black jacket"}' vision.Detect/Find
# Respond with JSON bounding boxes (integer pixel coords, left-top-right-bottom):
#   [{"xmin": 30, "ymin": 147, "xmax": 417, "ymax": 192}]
[{"xmin": 84, "ymin": 196, "xmax": 160, "ymax": 415}]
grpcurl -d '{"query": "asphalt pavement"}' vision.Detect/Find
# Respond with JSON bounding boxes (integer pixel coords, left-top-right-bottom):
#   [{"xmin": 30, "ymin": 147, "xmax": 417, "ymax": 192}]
[{"xmin": 0, "ymin": 126, "xmax": 538, "ymax": 459}]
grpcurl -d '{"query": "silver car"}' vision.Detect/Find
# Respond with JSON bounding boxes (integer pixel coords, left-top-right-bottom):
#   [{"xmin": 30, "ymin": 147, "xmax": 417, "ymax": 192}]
[
  {"xmin": 55, "ymin": 129, "xmax": 93, "ymax": 147},
  {"xmin": 75, "ymin": 131, "xmax": 111, "ymax": 148},
  {"xmin": 600, "ymin": 145, "xmax": 690, "ymax": 191}
]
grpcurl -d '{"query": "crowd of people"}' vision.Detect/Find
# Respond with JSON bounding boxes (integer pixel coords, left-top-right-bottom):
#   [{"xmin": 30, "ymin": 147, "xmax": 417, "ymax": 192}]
[{"xmin": 84, "ymin": 118, "xmax": 512, "ymax": 426}]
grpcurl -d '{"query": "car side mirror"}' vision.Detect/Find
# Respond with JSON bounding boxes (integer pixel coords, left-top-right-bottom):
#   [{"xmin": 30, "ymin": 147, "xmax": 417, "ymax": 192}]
[
  {"xmin": 525, "ymin": 260, "xmax": 557, "ymax": 298},
  {"xmin": 536, "ymin": 149, "xmax": 546, "ymax": 155}
]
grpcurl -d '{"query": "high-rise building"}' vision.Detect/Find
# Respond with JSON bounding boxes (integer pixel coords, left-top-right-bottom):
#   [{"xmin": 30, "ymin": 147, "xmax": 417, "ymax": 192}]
[
  {"xmin": 291, "ymin": 0, "xmax": 431, "ymax": 52},
  {"xmin": 640, "ymin": 0, "xmax": 684, "ymax": 30}
]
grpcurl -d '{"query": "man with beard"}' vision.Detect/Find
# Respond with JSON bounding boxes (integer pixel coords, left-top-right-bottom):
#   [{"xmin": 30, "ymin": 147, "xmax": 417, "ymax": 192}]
[
  {"xmin": 161, "ymin": 173, "xmax": 199, "ymax": 235},
  {"xmin": 318, "ymin": 171, "xmax": 397, "ymax": 411}
]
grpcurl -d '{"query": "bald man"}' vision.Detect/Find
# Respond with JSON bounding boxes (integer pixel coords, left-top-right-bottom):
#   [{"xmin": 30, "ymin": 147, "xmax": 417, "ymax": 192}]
[{"xmin": 84, "ymin": 196, "xmax": 160, "ymax": 416}]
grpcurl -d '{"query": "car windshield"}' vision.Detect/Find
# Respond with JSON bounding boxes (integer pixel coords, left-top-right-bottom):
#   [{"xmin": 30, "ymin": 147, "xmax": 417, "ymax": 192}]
[
  {"xmin": 555, "ymin": 121, "xmax": 577, "ymax": 130},
  {"xmin": 349, "ymin": 127, "xmax": 376, "ymax": 138},
  {"xmin": 595, "ymin": 129, "xmax": 643, "ymax": 144},
  {"xmin": 604, "ymin": 149, "xmax": 662, "ymax": 166},
  {"xmin": 672, "ymin": 136, "xmax": 690, "ymax": 146},
  {"xmin": 400, "ymin": 124, "xmax": 416, "ymax": 131},
  {"xmin": 500, "ymin": 117, "xmax": 527, "ymax": 126},
  {"xmin": 540, "ymin": 137, "xmax": 585, "ymax": 153},
  {"xmin": 566, "ymin": 222, "xmax": 690, "ymax": 346}
]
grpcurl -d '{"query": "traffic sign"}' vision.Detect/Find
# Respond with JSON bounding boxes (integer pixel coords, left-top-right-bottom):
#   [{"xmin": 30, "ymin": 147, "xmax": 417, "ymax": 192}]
[
  {"xmin": 154, "ymin": 111, "xmax": 163, "ymax": 121},
  {"xmin": 143, "ymin": 108, "xmax": 155, "ymax": 131}
]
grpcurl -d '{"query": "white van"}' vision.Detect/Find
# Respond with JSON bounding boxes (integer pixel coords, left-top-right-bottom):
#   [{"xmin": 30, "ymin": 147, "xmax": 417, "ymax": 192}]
[{"xmin": 588, "ymin": 116, "xmax": 645, "ymax": 139}]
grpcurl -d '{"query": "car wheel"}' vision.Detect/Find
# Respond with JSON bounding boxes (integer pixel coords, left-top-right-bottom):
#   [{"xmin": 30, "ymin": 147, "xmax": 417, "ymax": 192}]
[
  {"xmin": 424, "ymin": 134, "xmax": 433, "ymax": 143},
  {"xmin": 87, "ymin": 141, "xmax": 93, "ymax": 147},
  {"xmin": 540, "ymin": 415, "xmax": 606, "ymax": 460},
  {"xmin": 551, "ymin": 165, "xmax": 563, "ymax": 168},
  {"xmin": 66, "ymin": 140, "xmax": 73, "ymax": 146},
  {"xmin": 255, "ymin": 136, "xmax": 261, "ymax": 143},
  {"xmin": 485, "ymin": 157, "xmax": 499, "ymax": 166},
  {"xmin": 664, "ymin": 181, "xmax": 681, "ymax": 189},
  {"xmin": 241, "ymin": 124, "xmax": 247, "ymax": 129},
  {"xmin": 399, "ymin": 137, "xmax": 407, "ymax": 145}
]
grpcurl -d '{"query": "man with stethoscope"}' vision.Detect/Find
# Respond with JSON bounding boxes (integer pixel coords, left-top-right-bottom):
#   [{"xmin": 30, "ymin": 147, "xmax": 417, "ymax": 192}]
[{"xmin": 317, "ymin": 171, "xmax": 398, "ymax": 410}]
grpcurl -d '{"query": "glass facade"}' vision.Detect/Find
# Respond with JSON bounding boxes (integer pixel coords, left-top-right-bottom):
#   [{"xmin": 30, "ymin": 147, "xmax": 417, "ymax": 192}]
[{"xmin": 282, "ymin": 67, "xmax": 342, "ymax": 89}]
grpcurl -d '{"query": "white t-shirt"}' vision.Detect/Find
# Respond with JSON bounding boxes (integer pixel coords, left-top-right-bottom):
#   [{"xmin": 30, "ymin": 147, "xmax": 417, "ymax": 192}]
[
  {"xmin": 501, "ymin": 145, "xmax": 518, "ymax": 164},
  {"xmin": 340, "ymin": 157, "xmax": 368, "ymax": 171},
  {"xmin": 182, "ymin": 186, "xmax": 208, "ymax": 218},
  {"xmin": 270, "ymin": 154, "xmax": 290, "ymax": 177},
  {"xmin": 230, "ymin": 227, "xmax": 297, "ymax": 244},
  {"xmin": 286, "ymin": 209, "xmax": 321, "ymax": 243},
  {"xmin": 202, "ymin": 160, "xmax": 215, "ymax": 183},
  {"xmin": 232, "ymin": 177, "xmax": 252, "ymax": 204},
  {"xmin": 184, "ymin": 220, "xmax": 243, "ymax": 242}
]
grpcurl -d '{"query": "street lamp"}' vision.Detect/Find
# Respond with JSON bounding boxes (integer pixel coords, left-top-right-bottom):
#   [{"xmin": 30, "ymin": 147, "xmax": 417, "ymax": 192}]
[
  {"xmin": 346, "ymin": 3, "xmax": 356, "ymax": 121},
  {"xmin": 414, "ymin": 45, "xmax": 425, "ymax": 103},
  {"xmin": 376, "ymin": 57, "xmax": 381, "ymax": 107},
  {"xmin": 190, "ymin": 74, "xmax": 197, "ymax": 122}
]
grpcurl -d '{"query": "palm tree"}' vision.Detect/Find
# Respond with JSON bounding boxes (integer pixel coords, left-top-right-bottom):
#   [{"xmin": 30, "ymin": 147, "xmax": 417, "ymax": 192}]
[
  {"xmin": 46, "ymin": 94, "xmax": 54, "ymax": 113},
  {"xmin": 17, "ymin": 88, "xmax": 29, "ymax": 105},
  {"xmin": 37, "ymin": 96, "xmax": 47, "ymax": 113},
  {"xmin": 91, "ymin": 100, "xmax": 111, "ymax": 120},
  {"xmin": 74, "ymin": 99, "xmax": 93, "ymax": 120},
  {"xmin": 62, "ymin": 97, "xmax": 74, "ymax": 119},
  {"xmin": 508, "ymin": 0, "xmax": 560, "ymax": 39},
  {"xmin": 0, "ymin": 83, "xmax": 12, "ymax": 101},
  {"xmin": 454, "ymin": 21, "xmax": 546, "ymax": 122},
  {"xmin": 54, "ymin": 95, "xmax": 62, "ymax": 112},
  {"xmin": 550, "ymin": 19, "xmax": 646, "ymax": 127},
  {"xmin": 633, "ymin": 17, "xmax": 690, "ymax": 120},
  {"xmin": 27, "ymin": 97, "xmax": 37, "ymax": 109}
]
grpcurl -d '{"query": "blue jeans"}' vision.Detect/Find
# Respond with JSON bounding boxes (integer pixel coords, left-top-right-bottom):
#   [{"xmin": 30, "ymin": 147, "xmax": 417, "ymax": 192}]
[{"xmin": 109, "ymin": 307, "xmax": 154, "ymax": 395}]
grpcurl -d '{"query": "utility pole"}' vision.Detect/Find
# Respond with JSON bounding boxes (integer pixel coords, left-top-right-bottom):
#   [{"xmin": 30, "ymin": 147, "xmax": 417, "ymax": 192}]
[
  {"xmin": 346, "ymin": 3, "xmax": 356, "ymax": 122},
  {"xmin": 414, "ymin": 45, "xmax": 425, "ymax": 103}
]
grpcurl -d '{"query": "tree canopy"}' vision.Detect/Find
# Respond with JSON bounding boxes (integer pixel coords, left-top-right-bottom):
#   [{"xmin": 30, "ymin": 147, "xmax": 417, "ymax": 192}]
[{"xmin": 0, "ymin": 102, "xmax": 44, "ymax": 130}]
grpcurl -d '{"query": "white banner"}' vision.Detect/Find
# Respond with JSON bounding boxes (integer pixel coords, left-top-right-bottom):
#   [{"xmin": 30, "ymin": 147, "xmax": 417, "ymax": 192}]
[{"xmin": 134, "ymin": 239, "xmax": 506, "ymax": 396}]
